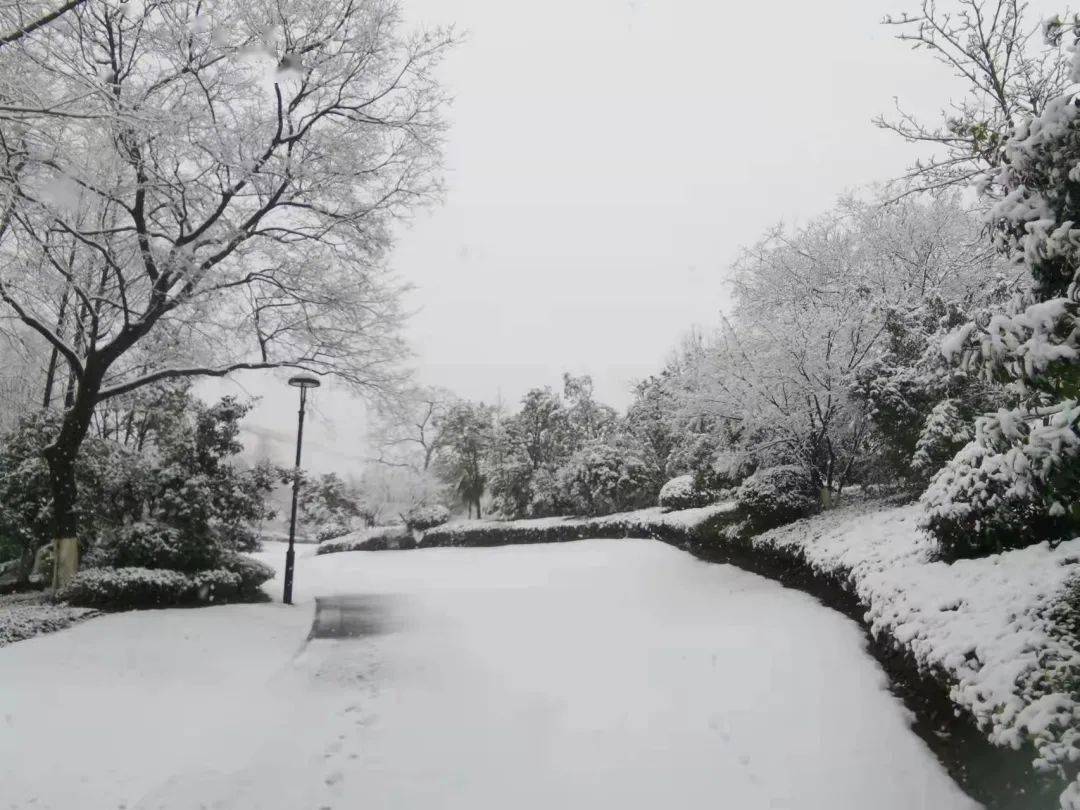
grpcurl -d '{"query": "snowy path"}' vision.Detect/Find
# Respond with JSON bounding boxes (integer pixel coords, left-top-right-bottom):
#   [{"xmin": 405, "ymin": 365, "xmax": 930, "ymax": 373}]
[{"xmin": 0, "ymin": 540, "xmax": 978, "ymax": 810}]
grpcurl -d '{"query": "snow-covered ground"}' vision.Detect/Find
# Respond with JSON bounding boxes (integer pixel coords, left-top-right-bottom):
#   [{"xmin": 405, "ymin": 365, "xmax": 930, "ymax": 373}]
[
  {"xmin": 755, "ymin": 501, "xmax": 1080, "ymax": 794},
  {"xmin": 0, "ymin": 539, "xmax": 977, "ymax": 809}
]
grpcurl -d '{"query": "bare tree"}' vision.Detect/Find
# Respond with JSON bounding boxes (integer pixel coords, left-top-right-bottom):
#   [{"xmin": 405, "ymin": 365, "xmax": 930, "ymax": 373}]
[
  {"xmin": 367, "ymin": 385, "xmax": 457, "ymax": 472},
  {"xmin": 0, "ymin": 0, "xmax": 454, "ymax": 584},
  {"xmin": 876, "ymin": 0, "xmax": 1072, "ymax": 194},
  {"xmin": 0, "ymin": 0, "xmax": 85, "ymax": 48}
]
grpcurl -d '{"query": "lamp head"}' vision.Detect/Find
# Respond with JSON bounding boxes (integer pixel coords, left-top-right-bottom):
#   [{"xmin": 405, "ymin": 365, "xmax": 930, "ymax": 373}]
[{"xmin": 288, "ymin": 375, "xmax": 321, "ymax": 389}]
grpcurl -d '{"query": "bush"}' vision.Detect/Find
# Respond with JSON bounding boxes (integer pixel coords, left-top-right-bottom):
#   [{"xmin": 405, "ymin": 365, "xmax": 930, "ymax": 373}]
[
  {"xmin": 556, "ymin": 439, "xmax": 656, "ymax": 517},
  {"xmin": 189, "ymin": 569, "xmax": 241, "ymax": 601},
  {"xmin": 219, "ymin": 553, "xmax": 275, "ymax": 596},
  {"xmin": 658, "ymin": 475, "xmax": 718, "ymax": 510},
  {"xmin": 316, "ymin": 524, "xmax": 416, "ymax": 554},
  {"xmin": 60, "ymin": 565, "xmax": 247, "ymax": 613},
  {"xmin": 60, "ymin": 567, "xmax": 196, "ymax": 608},
  {"xmin": 90, "ymin": 521, "xmax": 222, "ymax": 573},
  {"xmin": 736, "ymin": 466, "xmax": 820, "ymax": 531},
  {"xmin": 910, "ymin": 399, "xmax": 974, "ymax": 485},
  {"xmin": 920, "ymin": 408, "xmax": 1080, "ymax": 559},
  {"xmin": 59, "ymin": 559, "xmax": 268, "ymax": 608},
  {"xmin": 705, "ymin": 452, "xmax": 757, "ymax": 491},
  {"xmin": 404, "ymin": 504, "xmax": 450, "ymax": 531},
  {"xmin": 314, "ymin": 521, "xmax": 352, "ymax": 542}
]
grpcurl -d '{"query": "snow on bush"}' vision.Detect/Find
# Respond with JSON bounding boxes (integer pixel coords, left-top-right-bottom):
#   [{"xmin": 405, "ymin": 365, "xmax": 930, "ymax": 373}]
[
  {"xmin": 89, "ymin": 520, "xmax": 221, "ymax": 572},
  {"xmin": 418, "ymin": 503, "xmax": 740, "ymax": 549},
  {"xmin": 404, "ymin": 504, "xmax": 450, "ymax": 531},
  {"xmin": 314, "ymin": 522, "xmax": 353, "ymax": 542},
  {"xmin": 736, "ymin": 465, "xmax": 820, "ymax": 530},
  {"xmin": 920, "ymin": 404, "xmax": 1080, "ymax": 559},
  {"xmin": 910, "ymin": 398, "xmax": 974, "ymax": 484},
  {"xmin": 707, "ymin": 452, "xmax": 756, "ymax": 490},
  {"xmin": 658, "ymin": 475, "xmax": 717, "ymax": 511},
  {"xmin": 924, "ymin": 56, "xmax": 1080, "ymax": 564},
  {"xmin": 0, "ymin": 604, "xmax": 98, "ymax": 646},
  {"xmin": 60, "ymin": 566, "xmax": 242, "ymax": 608},
  {"xmin": 220, "ymin": 553, "xmax": 275, "ymax": 596},
  {"xmin": 316, "ymin": 524, "xmax": 416, "ymax": 554},
  {"xmin": 754, "ymin": 502, "xmax": 1080, "ymax": 806}
]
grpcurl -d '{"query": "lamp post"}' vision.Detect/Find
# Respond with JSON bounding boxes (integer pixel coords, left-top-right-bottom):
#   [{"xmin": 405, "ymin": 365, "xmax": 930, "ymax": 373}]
[{"xmin": 284, "ymin": 374, "xmax": 321, "ymax": 605}]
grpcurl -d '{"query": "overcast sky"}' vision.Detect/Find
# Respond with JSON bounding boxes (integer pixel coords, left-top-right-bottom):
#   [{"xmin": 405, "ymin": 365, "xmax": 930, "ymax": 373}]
[{"xmin": 215, "ymin": 0, "xmax": 1059, "ymax": 476}]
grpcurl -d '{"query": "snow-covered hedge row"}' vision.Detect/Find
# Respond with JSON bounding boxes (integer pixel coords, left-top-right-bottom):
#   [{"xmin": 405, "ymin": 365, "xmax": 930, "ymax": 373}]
[
  {"xmin": 60, "ymin": 567, "xmax": 235, "ymax": 608},
  {"xmin": 315, "ymin": 524, "xmax": 416, "ymax": 555},
  {"xmin": 60, "ymin": 553, "xmax": 274, "ymax": 609},
  {"xmin": 419, "ymin": 504, "xmax": 740, "ymax": 549},
  {"xmin": 750, "ymin": 502, "xmax": 1080, "ymax": 808}
]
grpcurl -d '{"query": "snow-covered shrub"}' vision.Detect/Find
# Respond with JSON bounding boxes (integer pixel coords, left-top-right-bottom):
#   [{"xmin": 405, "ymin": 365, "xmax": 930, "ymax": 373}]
[
  {"xmin": 658, "ymin": 475, "xmax": 717, "ymax": 511},
  {"xmin": 314, "ymin": 522, "xmax": 353, "ymax": 542},
  {"xmin": 910, "ymin": 399, "xmax": 974, "ymax": 484},
  {"xmin": 664, "ymin": 432, "xmax": 723, "ymax": 490},
  {"xmin": 219, "ymin": 553, "xmax": 275, "ymax": 596},
  {"xmin": 60, "ymin": 567, "xmax": 195, "ymax": 609},
  {"xmin": 706, "ymin": 452, "xmax": 757, "ymax": 490},
  {"xmin": 922, "ymin": 63, "xmax": 1080, "ymax": 559},
  {"xmin": 189, "ymin": 569, "xmax": 242, "ymax": 602},
  {"xmin": 60, "ymin": 565, "xmax": 246, "ymax": 608},
  {"xmin": 736, "ymin": 466, "xmax": 820, "ymax": 531},
  {"xmin": 316, "ymin": 524, "xmax": 415, "ymax": 554},
  {"xmin": 296, "ymin": 471, "xmax": 368, "ymax": 539},
  {"xmin": 404, "ymin": 504, "xmax": 450, "ymax": 531},
  {"xmin": 920, "ymin": 406, "xmax": 1080, "ymax": 559},
  {"xmin": 556, "ymin": 439, "xmax": 656, "ymax": 517},
  {"xmin": 90, "ymin": 520, "xmax": 221, "ymax": 573}
]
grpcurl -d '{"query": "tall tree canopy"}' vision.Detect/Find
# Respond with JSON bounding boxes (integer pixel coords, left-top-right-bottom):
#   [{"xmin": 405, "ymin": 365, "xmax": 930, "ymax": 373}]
[{"xmin": 0, "ymin": 0, "xmax": 453, "ymax": 582}]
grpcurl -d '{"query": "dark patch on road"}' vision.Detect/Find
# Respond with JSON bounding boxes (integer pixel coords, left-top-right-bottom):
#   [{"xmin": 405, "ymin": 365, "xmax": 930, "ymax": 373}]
[{"xmin": 310, "ymin": 594, "xmax": 408, "ymax": 639}]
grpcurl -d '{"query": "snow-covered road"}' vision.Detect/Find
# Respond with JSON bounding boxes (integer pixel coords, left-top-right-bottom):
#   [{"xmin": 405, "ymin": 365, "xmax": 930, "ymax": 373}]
[{"xmin": 0, "ymin": 540, "xmax": 978, "ymax": 809}]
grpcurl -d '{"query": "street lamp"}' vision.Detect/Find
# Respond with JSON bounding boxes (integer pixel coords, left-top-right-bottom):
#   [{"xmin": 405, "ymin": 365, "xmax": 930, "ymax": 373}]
[{"xmin": 283, "ymin": 374, "xmax": 321, "ymax": 605}]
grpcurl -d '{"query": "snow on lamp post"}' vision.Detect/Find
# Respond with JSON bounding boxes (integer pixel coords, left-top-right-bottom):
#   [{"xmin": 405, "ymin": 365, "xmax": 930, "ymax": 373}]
[{"xmin": 284, "ymin": 374, "xmax": 321, "ymax": 605}]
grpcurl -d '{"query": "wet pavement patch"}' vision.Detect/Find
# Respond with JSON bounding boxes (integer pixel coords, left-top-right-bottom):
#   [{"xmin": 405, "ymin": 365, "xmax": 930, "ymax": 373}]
[{"xmin": 310, "ymin": 595, "xmax": 406, "ymax": 639}]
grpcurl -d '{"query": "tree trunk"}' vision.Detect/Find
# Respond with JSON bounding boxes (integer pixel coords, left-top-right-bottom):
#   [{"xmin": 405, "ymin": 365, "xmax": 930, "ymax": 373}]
[
  {"xmin": 43, "ymin": 377, "xmax": 98, "ymax": 589},
  {"xmin": 42, "ymin": 289, "xmax": 71, "ymax": 408},
  {"xmin": 44, "ymin": 440, "xmax": 80, "ymax": 589}
]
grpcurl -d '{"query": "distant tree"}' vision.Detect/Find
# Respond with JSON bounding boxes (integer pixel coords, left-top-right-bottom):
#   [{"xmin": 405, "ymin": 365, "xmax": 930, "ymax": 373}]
[
  {"xmin": 435, "ymin": 401, "xmax": 494, "ymax": 518},
  {"xmin": 625, "ymin": 374, "xmax": 678, "ymax": 487},
  {"xmin": 368, "ymin": 386, "xmax": 457, "ymax": 472},
  {"xmin": 295, "ymin": 471, "xmax": 368, "ymax": 541},
  {"xmin": 669, "ymin": 192, "xmax": 1006, "ymax": 494},
  {"xmin": 562, "ymin": 373, "xmax": 617, "ymax": 448},
  {"xmin": 556, "ymin": 437, "xmax": 655, "ymax": 516}
]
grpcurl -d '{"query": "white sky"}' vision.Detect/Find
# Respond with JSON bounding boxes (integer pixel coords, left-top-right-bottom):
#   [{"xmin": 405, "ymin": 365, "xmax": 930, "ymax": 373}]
[{"xmin": 214, "ymin": 0, "xmax": 1060, "ymax": 476}]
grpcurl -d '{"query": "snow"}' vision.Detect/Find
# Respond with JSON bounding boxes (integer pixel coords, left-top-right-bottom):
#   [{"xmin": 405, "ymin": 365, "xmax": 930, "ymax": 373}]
[
  {"xmin": 753, "ymin": 501, "xmax": 1080, "ymax": 802},
  {"xmin": 0, "ymin": 539, "xmax": 975, "ymax": 810},
  {"xmin": 0, "ymin": 603, "xmax": 98, "ymax": 646}
]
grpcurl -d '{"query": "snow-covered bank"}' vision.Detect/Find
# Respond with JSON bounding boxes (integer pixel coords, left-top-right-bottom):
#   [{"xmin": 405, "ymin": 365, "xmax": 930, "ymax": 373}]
[
  {"xmin": 750, "ymin": 502, "xmax": 1080, "ymax": 808},
  {"xmin": 0, "ymin": 539, "xmax": 975, "ymax": 810}
]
